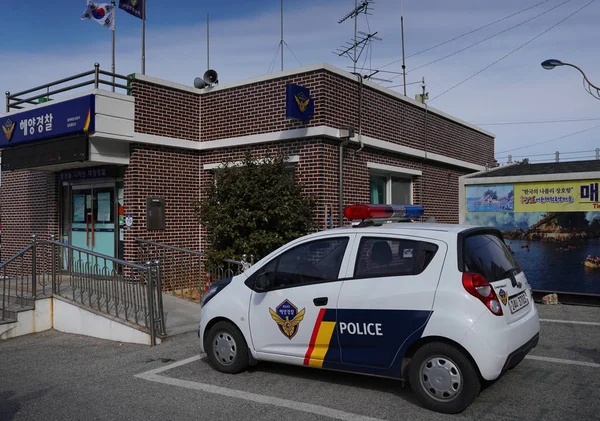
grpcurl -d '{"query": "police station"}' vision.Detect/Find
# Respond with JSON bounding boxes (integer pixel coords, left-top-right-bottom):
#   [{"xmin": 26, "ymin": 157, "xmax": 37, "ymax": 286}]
[{"xmin": 0, "ymin": 61, "xmax": 495, "ymax": 265}]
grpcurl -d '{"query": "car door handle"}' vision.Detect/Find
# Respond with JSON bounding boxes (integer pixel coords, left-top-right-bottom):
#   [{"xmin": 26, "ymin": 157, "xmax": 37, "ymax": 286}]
[{"xmin": 313, "ymin": 297, "xmax": 328, "ymax": 306}]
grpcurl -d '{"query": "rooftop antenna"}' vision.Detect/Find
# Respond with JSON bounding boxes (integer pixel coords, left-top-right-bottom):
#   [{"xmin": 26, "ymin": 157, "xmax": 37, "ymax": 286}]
[
  {"xmin": 207, "ymin": 12, "xmax": 210, "ymax": 71},
  {"xmin": 280, "ymin": 0, "xmax": 284, "ymax": 71},
  {"xmin": 334, "ymin": 0, "xmax": 381, "ymax": 74},
  {"xmin": 400, "ymin": 0, "xmax": 407, "ymax": 96}
]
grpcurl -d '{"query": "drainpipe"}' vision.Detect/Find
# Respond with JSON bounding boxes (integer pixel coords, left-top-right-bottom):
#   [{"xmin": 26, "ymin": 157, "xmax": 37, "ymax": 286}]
[
  {"xmin": 338, "ymin": 73, "xmax": 365, "ymax": 227},
  {"xmin": 356, "ymin": 74, "xmax": 364, "ymax": 155},
  {"xmin": 339, "ymin": 136, "xmax": 351, "ymax": 227},
  {"xmin": 351, "ymin": 72, "xmax": 364, "ymax": 155}
]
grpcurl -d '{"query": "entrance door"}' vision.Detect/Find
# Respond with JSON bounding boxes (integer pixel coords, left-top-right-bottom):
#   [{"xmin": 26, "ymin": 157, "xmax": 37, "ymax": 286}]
[{"xmin": 71, "ymin": 184, "xmax": 116, "ymax": 272}]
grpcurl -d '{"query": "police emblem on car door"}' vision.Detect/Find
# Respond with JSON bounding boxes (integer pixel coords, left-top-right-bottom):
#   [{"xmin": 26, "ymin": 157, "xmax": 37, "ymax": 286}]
[
  {"xmin": 269, "ymin": 299, "xmax": 305, "ymax": 339},
  {"xmin": 248, "ymin": 236, "xmax": 354, "ymax": 362}
]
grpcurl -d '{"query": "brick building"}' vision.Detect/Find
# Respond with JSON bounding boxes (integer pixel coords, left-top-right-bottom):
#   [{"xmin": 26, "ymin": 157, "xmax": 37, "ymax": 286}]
[{"xmin": 0, "ymin": 62, "xmax": 494, "ymax": 264}]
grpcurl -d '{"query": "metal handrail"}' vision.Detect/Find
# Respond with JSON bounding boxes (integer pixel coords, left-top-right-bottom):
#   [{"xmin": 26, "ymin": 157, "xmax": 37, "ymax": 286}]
[
  {"xmin": 0, "ymin": 244, "xmax": 33, "ymax": 269},
  {"xmin": 41, "ymin": 239, "xmax": 147, "ymax": 270},
  {"xmin": 9, "ymin": 81, "xmax": 96, "ymax": 108},
  {"xmin": 5, "ymin": 63, "xmax": 133, "ymax": 112},
  {"xmin": 0, "ymin": 236, "xmax": 165, "ymax": 344},
  {"xmin": 8, "ymin": 69, "xmax": 96, "ymax": 98}
]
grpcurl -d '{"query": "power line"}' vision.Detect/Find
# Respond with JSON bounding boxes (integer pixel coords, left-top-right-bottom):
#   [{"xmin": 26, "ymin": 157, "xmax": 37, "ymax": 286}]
[
  {"xmin": 375, "ymin": 0, "xmax": 552, "ymax": 72},
  {"xmin": 497, "ymin": 149, "xmax": 596, "ymax": 158},
  {"xmin": 428, "ymin": 0, "xmax": 596, "ymax": 103},
  {"xmin": 474, "ymin": 117, "xmax": 600, "ymax": 125},
  {"xmin": 496, "ymin": 122, "xmax": 600, "ymax": 154},
  {"xmin": 400, "ymin": 0, "xmax": 573, "ymax": 76}
]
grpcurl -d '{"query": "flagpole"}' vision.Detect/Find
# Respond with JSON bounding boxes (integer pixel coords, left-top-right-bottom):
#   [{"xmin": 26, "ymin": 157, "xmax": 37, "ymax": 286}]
[
  {"xmin": 112, "ymin": 0, "xmax": 116, "ymax": 92},
  {"xmin": 142, "ymin": 0, "xmax": 146, "ymax": 74}
]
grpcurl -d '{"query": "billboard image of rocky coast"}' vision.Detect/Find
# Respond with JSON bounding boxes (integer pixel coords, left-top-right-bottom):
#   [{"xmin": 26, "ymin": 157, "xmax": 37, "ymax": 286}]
[{"xmin": 465, "ymin": 180, "xmax": 600, "ymax": 295}]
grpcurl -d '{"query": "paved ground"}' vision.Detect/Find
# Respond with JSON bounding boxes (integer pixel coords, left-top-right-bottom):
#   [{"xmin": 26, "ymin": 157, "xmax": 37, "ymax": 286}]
[{"xmin": 0, "ymin": 303, "xmax": 599, "ymax": 421}]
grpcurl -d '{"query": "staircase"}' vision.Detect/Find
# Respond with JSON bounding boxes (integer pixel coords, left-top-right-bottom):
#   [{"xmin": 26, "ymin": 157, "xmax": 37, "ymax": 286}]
[{"xmin": 0, "ymin": 236, "xmax": 166, "ymax": 345}]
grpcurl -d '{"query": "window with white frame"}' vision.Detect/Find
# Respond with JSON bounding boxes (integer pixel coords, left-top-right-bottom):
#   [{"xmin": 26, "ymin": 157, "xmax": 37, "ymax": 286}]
[
  {"xmin": 367, "ymin": 163, "xmax": 420, "ymax": 205},
  {"xmin": 204, "ymin": 155, "xmax": 300, "ymax": 186}
]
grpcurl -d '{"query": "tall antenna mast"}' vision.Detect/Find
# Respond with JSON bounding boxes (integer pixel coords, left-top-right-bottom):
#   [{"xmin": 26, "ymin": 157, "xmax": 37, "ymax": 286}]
[
  {"xmin": 207, "ymin": 13, "xmax": 210, "ymax": 71},
  {"xmin": 280, "ymin": 0, "xmax": 284, "ymax": 71},
  {"xmin": 334, "ymin": 0, "xmax": 381, "ymax": 74},
  {"xmin": 400, "ymin": 0, "xmax": 406, "ymax": 96}
]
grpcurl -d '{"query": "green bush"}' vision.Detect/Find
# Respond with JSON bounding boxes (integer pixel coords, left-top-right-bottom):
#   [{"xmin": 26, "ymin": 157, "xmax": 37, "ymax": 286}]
[{"xmin": 193, "ymin": 152, "xmax": 318, "ymax": 267}]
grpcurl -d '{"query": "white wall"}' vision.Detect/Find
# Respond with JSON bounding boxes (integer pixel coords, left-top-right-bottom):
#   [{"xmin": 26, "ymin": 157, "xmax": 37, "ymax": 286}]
[{"xmin": 0, "ymin": 297, "xmax": 158, "ymax": 345}]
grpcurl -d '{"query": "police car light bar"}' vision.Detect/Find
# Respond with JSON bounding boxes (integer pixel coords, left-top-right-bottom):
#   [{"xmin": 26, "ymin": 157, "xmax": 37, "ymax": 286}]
[{"xmin": 344, "ymin": 204, "xmax": 424, "ymax": 222}]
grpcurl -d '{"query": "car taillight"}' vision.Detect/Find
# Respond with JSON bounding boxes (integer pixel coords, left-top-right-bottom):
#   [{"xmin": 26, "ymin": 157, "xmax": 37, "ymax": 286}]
[{"xmin": 462, "ymin": 272, "xmax": 503, "ymax": 316}]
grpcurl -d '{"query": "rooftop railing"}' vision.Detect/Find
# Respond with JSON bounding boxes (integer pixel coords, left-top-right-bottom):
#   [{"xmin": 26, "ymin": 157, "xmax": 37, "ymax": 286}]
[{"xmin": 4, "ymin": 63, "xmax": 132, "ymax": 113}]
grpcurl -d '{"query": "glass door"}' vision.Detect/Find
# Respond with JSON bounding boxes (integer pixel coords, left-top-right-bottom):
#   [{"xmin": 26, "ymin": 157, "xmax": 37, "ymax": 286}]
[{"xmin": 70, "ymin": 183, "xmax": 116, "ymax": 272}]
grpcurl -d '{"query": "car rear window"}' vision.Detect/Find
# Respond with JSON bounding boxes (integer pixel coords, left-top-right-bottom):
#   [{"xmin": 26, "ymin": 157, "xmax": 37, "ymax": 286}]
[{"xmin": 462, "ymin": 233, "xmax": 520, "ymax": 282}]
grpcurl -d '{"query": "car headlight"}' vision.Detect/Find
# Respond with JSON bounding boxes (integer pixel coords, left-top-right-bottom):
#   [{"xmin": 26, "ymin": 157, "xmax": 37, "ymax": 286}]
[{"xmin": 200, "ymin": 277, "xmax": 233, "ymax": 307}]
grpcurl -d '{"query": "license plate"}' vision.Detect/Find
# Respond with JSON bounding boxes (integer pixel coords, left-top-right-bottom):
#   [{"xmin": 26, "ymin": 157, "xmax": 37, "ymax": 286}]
[{"xmin": 509, "ymin": 291, "xmax": 529, "ymax": 314}]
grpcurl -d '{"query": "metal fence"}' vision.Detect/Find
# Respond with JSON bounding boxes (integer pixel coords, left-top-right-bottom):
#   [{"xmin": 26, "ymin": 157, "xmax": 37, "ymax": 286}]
[
  {"xmin": 135, "ymin": 238, "xmax": 253, "ymax": 303},
  {"xmin": 0, "ymin": 236, "xmax": 165, "ymax": 345},
  {"xmin": 5, "ymin": 63, "xmax": 131, "ymax": 112}
]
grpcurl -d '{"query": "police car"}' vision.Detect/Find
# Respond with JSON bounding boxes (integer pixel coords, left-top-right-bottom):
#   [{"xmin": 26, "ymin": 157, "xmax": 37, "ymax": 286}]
[{"xmin": 198, "ymin": 204, "xmax": 540, "ymax": 414}]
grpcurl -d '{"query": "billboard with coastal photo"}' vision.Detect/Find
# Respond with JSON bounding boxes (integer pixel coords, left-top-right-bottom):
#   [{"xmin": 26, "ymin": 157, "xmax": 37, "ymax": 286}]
[{"xmin": 465, "ymin": 180, "xmax": 600, "ymax": 295}]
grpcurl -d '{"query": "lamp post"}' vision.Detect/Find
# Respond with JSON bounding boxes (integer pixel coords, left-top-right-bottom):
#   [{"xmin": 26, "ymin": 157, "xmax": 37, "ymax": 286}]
[{"xmin": 541, "ymin": 59, "xmax": 600, "ymax": 99}]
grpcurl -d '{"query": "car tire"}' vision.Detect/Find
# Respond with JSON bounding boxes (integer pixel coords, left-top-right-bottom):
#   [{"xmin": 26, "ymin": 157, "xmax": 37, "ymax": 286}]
[
  {"xmin": 408, "ymin": 342, "xmax": 481, "ymax": 414},
  {"xmin": 205, "ymin": 321, "xmax": 249, "ymax": 374}
]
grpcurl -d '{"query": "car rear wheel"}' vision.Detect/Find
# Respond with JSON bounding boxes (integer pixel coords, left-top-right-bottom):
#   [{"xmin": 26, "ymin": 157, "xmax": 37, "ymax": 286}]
[
  {"xmin": 408, "ymin": 342, "xmax": 481, "ymax": 414},
  {"xmin": 205, "ymin": 321, "xmax": 249, "ymax": 374}
]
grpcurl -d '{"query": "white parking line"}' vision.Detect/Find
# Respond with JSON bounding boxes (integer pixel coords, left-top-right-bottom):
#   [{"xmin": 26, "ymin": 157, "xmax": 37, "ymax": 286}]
[
  {"xmin": 540, "ymin": 318, "xmax": 600, "ymax": 327},
  {"xmin": 135, "ymin": 355, "xmax": 386, "ymax": 421},
  {"xmin": 525, "ymin": 355, "xmax": 600, "ymax": 368},
  {"xmin": 135, "ymin": 352, "xmax": 599, "ymax": 419}
]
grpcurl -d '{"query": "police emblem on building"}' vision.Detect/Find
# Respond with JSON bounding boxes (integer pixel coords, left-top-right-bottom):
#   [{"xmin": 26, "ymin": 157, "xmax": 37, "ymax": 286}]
[
  {"xmin": 498, "ymin": 289, "xmax": 507, "ymax": 306},
  {"xmin": 269, "ymin": 299, "xmax": 305, "ymax": 339},
  {"xmin": 285, "ymin": 83, "xmax": 314, "ymax": 121},
  {"xmin": 294, "ymin": 91, "xmax": 310, "ymax": 113},
  {"xmin": 2, "ymin": 119, "xmax": 15, "ymax": 142}
]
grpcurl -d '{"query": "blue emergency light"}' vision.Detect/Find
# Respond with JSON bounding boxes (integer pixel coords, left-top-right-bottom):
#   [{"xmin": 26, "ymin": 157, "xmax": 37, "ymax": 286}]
[{"xmin": 344, "ymin": 204, "xmax": 424, "ymax": 223}]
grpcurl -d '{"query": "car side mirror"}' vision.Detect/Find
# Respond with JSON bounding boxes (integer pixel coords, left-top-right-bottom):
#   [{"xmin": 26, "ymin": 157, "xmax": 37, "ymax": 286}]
[{"xmin": 255, "ymin": 272, "xmax": 275, "ymax": 292}]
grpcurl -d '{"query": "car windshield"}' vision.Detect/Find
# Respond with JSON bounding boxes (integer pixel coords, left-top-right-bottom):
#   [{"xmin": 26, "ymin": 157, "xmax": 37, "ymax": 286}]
[{"xmin": 463, "ymin": 233, "xmax": 520, "ymax": 282}]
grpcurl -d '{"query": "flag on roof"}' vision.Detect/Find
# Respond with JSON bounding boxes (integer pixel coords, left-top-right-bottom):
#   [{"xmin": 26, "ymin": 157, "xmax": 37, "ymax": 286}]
[
  {"xmin": 118, "ymin": 0, "xmax": 145, "ymax": 20},
  {"xmin": 81, "ymin": 0, "xmax": 116, "ymax": 30}
]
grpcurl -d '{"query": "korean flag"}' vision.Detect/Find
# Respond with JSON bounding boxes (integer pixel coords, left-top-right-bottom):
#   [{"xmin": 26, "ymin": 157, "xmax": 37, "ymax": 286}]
[{"xmin": 81, "ymin": 0, "xmax": 116, "ymax": 30}]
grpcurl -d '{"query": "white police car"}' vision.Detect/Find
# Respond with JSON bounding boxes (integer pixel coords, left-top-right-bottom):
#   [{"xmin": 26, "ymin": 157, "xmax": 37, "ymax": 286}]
[{"xmin": 198, "ymin": 204, "xmax": 540, "ymax": 414}]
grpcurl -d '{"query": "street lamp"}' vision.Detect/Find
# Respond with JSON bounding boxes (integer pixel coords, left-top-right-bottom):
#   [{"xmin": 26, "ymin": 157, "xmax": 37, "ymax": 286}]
[{"xmin": 541, "ymin": 59, "xmax": 600, "ymax": 99}]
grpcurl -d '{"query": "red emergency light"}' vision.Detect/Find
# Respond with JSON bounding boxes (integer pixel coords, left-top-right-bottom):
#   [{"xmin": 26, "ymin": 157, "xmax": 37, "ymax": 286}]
[{"xmin": 343, "ymin": 204, "xmax": 425, "ymax": 222}]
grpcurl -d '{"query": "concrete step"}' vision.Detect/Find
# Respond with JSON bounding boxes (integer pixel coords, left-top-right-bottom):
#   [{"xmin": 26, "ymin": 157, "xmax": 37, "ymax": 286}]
[{"xmin": 0, "ymin": 318, "xmax": 17, "ymax": 325}]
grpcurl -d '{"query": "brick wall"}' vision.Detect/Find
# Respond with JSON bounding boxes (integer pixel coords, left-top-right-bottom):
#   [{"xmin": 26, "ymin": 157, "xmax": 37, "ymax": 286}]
[
  {"xmin": 130, "ymin": 80, "xmax": 200, "ymax": 141},
  {"xmin": 122, "ymin": 144, "xmax": 200, "ymax": 265},
  {"xmin": 199, "ymin": 72, "xmax": 325, "ymax": 141},
  {"xmin": 131, "ymin": 67, "xmax": 493, "ymax": 169},
  {"xmin": 320, "ymin": 71, "xmax": 494, "ymax": 168},
  {"xmin": 196, "ymin": 138, "xmax": 467, "ymax": 256},
  {"xmin": 329, "ymin": 141, "xmax": 468, "ymax": 225},
  {"xmin": 0, "ymin": 169, "xmax": 59, "ymax": 274}
]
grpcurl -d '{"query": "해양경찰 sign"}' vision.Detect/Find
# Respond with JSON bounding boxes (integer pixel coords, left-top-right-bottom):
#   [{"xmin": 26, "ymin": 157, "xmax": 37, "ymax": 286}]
[{"xmin": 0, "ymin": 94, "xmax": 95, "ymax": 148}]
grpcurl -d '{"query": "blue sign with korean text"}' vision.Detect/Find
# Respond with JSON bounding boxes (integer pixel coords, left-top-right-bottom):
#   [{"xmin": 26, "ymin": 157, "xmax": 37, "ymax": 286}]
[
  {"xmin": 285, "ymin": 83, "xmax": 314, "ymax": 121},
  {"xmin": 59, "ymin": 166, "xmax": 110, "ymax": 182},
  {"xmin": 0, "ymin": 94, "xmax": 95, "ymax": 148}
]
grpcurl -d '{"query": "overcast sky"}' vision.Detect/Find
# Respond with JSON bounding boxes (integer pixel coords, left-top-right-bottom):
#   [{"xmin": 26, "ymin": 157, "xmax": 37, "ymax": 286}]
[{"xmin": 2, "ymin": 0, "xmax": 599, "ymax": 163}]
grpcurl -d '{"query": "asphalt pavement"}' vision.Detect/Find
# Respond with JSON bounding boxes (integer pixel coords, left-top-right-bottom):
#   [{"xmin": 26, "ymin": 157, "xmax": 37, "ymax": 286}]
[{"xmin": 0, "ymin": 303, "xmax": 599, "ymax": 421}]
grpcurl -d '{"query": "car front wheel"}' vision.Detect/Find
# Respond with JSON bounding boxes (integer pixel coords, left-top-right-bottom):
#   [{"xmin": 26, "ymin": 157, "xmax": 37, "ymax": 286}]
[
  {"xmin": 205, "ymin": 321, "xmax": 249, "ymax": 374},
  {"xmin": 408, "ymin": 342, "xmax": 481, "ymax": 414}
]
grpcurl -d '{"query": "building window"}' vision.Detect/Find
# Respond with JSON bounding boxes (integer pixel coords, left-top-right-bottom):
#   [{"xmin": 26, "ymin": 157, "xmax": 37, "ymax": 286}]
[{"xmin": 369, "ymin": 174, "xmax": 412, "ymax": 205}]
